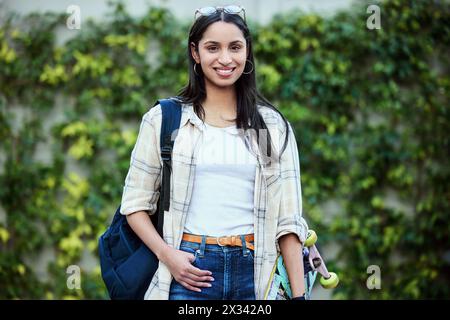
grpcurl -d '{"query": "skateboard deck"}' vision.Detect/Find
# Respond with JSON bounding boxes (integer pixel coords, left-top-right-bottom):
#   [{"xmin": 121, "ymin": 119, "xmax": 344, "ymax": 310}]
[{"xmin": 264, "ymin": 248, "xmax": 317, "ymax": 300}]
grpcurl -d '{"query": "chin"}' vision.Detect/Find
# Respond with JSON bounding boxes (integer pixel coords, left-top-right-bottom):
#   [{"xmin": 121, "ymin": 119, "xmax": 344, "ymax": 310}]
[
  {"xmin": 206, "ymin": 76, "xmax": 237, "ymax": 87},
  {"xmin": 214, "ymin": 81, "xmax": 237, "ymax": 88}
]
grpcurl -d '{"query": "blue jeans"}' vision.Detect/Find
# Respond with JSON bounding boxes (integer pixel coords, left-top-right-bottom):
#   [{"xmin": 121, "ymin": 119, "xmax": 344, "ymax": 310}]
[{"xmin": 169, "ymin": 235, "xmax": 255, "ymax": 300}]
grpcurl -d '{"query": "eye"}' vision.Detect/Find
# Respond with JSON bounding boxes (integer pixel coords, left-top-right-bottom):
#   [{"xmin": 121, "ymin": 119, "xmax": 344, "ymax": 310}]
[
  {"xmin": 207, "ymin": 46, "xmax": 218, "ymax": 51},
  {"xmin": 231, "ymin": 46, "xmax": 242, "ymax": 51}
]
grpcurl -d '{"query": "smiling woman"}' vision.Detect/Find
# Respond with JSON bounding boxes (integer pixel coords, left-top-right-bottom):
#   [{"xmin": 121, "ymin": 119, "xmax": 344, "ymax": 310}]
[
  {"xmin": 120, "ymin": 4, "xmax": 309, "ymax": 301},
  {"xmin": 197, "ymin": 36, "xmax": 247, "ymax": 80},
  {"xmin": 189, "ymin": 20, "xmax": 251, "ymax": 128}
]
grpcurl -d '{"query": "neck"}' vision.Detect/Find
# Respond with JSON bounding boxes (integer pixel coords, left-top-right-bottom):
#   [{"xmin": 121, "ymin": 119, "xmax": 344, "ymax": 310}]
[{"xmin": 202, "ymin": 80, "xmax": 237, "ymax": 114}]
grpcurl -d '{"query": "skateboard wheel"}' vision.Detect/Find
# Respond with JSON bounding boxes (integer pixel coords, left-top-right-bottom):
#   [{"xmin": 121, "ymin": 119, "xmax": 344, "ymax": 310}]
[
  {"xmin": 304, "ymin": 230, "xmax": 317, "ymax": 247},
  {"xmin": 320, "ymin": 272, "xmax": 339, "ymax": 289}
]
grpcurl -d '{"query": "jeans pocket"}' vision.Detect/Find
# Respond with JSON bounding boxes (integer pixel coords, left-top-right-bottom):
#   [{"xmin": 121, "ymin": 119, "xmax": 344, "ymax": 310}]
[
  {"xmin": 247, "ymin": 241, "xmax": 255, "ymax": 260},
  {"xmin": 245, "ymin": 248, "xmax": 255, "ymax": 261},
  {"xmin": 180, "ymin": 245, "xmax": 199, "ymax": 264}
]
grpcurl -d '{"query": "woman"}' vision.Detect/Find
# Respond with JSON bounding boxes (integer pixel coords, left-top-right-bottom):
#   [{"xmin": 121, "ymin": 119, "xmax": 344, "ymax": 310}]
[{"xmin": 120, "ymin": 5, "xmax": 309, "ymax": 300}]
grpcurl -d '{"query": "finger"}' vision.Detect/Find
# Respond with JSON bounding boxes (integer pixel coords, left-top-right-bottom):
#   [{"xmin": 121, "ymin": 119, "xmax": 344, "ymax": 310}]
[
  {"xmin": 186, "ymin": 253, "xmax": 196, "ymax": 263},
  {"xmin": 183, "ymin": 277, "xmax": 212, "ymax": 288},
  {"xmin": 189, "ymin": 265, "xmax": 212, "ymax": 277},
  {"xmin": 186, "ymin": 273, "xmax": 215, "ymax": 283},
  {"xmin": 179, "ymin": 280, "xmax": 202, "ymax": 293}
]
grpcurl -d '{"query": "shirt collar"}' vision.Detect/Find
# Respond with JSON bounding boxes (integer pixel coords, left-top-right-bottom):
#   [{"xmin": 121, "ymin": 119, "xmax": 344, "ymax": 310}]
[
  {"xmin": 179, "ymin": 102, "xmax": 202, "ymax": 129},
  {"xmin": 180, "ymin": 102, "xmax": 243, "ymax": 135}
]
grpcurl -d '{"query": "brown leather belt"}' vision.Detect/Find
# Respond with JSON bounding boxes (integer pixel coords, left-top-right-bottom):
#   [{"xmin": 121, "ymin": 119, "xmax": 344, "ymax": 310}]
[{"xmin": 182, "ymin": 233, "xmax": 255, "ymax": 251}]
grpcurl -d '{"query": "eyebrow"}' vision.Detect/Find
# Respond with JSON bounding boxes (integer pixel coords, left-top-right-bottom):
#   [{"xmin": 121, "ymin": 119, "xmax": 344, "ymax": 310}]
[{"xmin": 203, "ymin": 40, "xmax": 244, "ymax": 45}]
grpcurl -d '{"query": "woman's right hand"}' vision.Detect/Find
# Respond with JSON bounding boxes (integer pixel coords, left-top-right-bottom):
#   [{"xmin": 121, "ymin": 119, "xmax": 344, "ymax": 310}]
[{"xmin": 161, "ymin": 246, "xmax": 214, "ymax": 292}]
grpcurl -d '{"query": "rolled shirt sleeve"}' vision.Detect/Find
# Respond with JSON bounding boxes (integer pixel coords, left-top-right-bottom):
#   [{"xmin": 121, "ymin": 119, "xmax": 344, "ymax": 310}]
[
  {"xmin": 275, "ymin": 120, "xmax": 309, "ymax": 251},
  {"xmin": 120, "ymin": 105, "xmax": 162, "ymax": 216}
]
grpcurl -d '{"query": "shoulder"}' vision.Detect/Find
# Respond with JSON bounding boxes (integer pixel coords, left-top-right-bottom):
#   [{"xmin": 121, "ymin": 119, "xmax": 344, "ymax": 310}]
[
  {"xmin": 257, "ymin": 104, "xmax": 289, "ymax": 135},
  {"xmin": 143, "ymin": 97, "xmax": 186, "ymax": 124},
  {"xmin": 139, "ymin": 103, "xmax": 164, "ymax": 136},
  {"xmin": 143, "ymin": 103, "xmax": 163, "ymax": 122},
  {"xmin": 257, "ymin": 104, "xmax": 278, "ymax": 120}
]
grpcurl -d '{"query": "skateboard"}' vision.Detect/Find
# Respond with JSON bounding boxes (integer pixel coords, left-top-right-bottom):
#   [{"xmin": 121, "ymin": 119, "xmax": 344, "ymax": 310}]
[{"xmin": 264, "ymin": 230, "xmax": 339, "ymax": 300}]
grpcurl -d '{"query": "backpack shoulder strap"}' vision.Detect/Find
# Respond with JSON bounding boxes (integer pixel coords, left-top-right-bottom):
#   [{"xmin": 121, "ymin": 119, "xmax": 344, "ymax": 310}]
[
  {"xmin": 152, "ymin": 97, "xmax": 182, "ymax": 235},
  {"xmin": 157, "ymin": 96, "xmax": 183, "ymax": 154}
]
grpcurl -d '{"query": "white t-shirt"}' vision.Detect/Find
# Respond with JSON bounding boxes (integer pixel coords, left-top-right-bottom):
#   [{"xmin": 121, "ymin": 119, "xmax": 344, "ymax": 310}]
[{"xmin": 183, "ymin": 121, "xmax": 258, "ymax": 237}]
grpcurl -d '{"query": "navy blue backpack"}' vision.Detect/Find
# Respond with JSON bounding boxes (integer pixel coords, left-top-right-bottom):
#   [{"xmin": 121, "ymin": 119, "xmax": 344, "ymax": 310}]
[{"xmin": 98, "ymin": 97, "xmax": 182, "ymax": 300}]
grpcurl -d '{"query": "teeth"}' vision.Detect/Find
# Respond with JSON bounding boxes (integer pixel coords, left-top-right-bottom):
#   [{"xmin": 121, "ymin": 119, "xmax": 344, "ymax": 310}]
[{"xmin": 216, "ymin": 68, "xmax": 234, "ymax": 75}]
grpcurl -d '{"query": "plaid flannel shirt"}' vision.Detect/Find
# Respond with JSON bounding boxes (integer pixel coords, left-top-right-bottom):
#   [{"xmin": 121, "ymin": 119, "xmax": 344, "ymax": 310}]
[{"xmin": 120, "ymin": 102, "xmax": 309, "ymax": 300}]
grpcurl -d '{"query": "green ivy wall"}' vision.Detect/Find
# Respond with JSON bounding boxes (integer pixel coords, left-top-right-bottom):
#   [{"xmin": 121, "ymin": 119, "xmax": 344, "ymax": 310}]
[{"xmin": 0, "ymin": 0, "xmax": 449, "ymax": 299}]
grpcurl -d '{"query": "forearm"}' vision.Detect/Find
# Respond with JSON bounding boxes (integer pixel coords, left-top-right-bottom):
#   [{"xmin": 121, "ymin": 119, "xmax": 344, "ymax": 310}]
[
  {"xmin": 279, "ymin": 233, "xmax": 305, "ymax": 297},
  {"xmin": 126, "ymin": 211, "xmax": 170, "ymax": 262}
]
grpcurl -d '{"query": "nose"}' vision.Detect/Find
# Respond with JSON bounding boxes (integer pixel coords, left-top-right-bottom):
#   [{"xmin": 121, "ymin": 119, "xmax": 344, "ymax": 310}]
[{"xmin": 218, "ymin": 51, "xmax": 232, "ymax": 65}]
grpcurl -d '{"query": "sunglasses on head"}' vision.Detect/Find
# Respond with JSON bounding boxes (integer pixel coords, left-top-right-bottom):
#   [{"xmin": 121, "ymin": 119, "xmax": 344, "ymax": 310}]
[{"xmin": 194, "ymin": 5, "xmax": 246, "ymax": 22}]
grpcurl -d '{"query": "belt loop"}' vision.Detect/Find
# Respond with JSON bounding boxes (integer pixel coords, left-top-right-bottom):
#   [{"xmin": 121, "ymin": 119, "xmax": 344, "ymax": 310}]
[
  {"xmin": 198, "ymin": 235, "xmax": 206, "ymax": 257},
  {"xmin": 241, "ymin": 235, "xmax": 249, "ymax": 257}
]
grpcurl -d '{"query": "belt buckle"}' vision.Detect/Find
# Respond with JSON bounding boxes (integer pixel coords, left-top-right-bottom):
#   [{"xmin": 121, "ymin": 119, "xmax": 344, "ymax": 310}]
[{"xmin": 217, "ymin": 236, "xmax": 226, "ymax": 247}]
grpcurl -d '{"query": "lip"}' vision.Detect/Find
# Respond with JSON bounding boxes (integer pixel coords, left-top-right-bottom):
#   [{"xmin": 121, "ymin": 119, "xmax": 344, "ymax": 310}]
[
  {"xmin": 214, "ymin": 67, "xmax": 236, "ymax": 70},
  {"xmin": 214, "ymin": 67, "xmax": 236, "ymax": 77}
]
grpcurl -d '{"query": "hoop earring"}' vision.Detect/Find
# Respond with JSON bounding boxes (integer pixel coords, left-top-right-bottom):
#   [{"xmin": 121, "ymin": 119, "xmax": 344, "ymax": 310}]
[
  {"xmin": 242, "ymin": 59, "xmax": 254, "ymax": 75},
  {"xmin": 194, "ymin": 63, "xmax": 200, "ymax": 76}
]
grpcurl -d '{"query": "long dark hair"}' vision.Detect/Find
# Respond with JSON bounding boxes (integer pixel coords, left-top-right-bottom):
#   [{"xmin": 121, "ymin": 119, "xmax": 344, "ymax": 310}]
[{"xmin": 176, "ymin": 11, "xmax": 290, "ymax": 162}]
